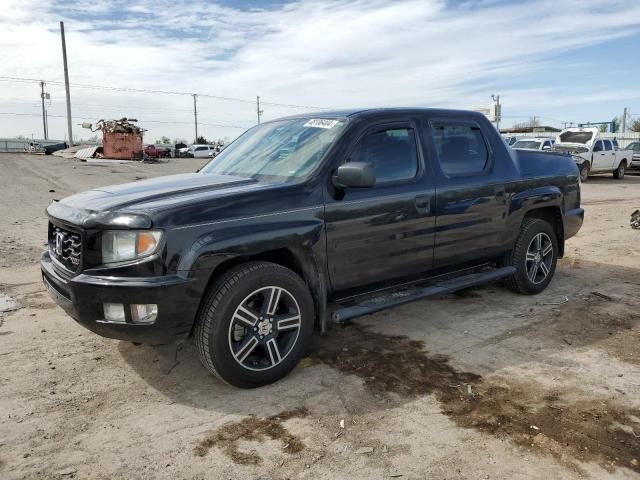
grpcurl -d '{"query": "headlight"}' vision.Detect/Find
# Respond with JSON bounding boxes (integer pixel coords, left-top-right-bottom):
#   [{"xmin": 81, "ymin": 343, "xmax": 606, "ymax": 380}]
[{"xmin": 102, "ymin": 230, "xmax": 163, "ymax": 264}]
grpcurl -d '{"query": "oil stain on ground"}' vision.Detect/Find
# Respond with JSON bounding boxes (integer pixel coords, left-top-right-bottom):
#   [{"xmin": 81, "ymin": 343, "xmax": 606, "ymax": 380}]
[
  {"xmin": 194, "ymin": 408, "xmax": 307, "ymax": 465},
  {"xmin": 311, "ymin": 321, "xmax": 640, "ymax": 474},
  {"xmin": 194, "ymin": 297, "xmax": 639, "ymax": 471}
]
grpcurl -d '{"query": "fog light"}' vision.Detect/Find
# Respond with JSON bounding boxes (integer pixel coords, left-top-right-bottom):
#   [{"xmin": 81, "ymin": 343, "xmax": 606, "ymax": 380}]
[
  {"xmin": 103, "ymin": 303, "xmax": 126, "ymax": 323},
  {"xmin": 131, "ymin": 304, "xmax": 158, "ymax": 324}
]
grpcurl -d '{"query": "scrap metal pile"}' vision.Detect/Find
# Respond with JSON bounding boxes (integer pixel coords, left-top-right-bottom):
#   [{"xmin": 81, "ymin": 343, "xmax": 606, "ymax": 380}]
[{"xmin": 92, "ymin": 118, "xmax": 146, "ymax": 134}]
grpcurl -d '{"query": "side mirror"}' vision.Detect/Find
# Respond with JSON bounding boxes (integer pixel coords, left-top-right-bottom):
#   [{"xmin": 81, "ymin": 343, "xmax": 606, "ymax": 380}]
[{"xmin": 332, "ymin": 162, "xmax": 376, "ymax": 189}]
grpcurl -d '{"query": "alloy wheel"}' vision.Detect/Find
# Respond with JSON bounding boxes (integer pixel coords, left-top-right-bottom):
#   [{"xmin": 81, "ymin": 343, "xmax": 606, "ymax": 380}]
[
  {"xmin": 228, "ymin": 286, "xmax": 302, "ymax": 372},
  {"xmin": 525, "ymin": 232, "xmax": 553, "ymax": 285}
]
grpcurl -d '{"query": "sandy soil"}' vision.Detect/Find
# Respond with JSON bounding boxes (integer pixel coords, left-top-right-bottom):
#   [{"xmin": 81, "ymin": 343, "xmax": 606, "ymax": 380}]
[{"xmin": 1, "ymin": 153, "xmax": 639, "ymax": 480}]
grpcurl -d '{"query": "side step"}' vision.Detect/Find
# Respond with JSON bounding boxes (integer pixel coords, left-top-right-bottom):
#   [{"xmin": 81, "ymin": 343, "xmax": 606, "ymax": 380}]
[{"xmin": 331, "ymin": 266, "xmax": 516, "ymax": 323}]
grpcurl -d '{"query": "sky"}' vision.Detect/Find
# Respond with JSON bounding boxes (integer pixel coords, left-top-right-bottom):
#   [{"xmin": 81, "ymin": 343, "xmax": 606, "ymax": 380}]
[{"xmin": 1, "ymin": 0, "xmax": 639, "ymax": 143}]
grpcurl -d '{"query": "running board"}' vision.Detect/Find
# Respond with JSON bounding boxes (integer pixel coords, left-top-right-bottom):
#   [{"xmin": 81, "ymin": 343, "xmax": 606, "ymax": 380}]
[{"xmin": 331, "ymin": 266, "xmax": 516, "ymax": 323}]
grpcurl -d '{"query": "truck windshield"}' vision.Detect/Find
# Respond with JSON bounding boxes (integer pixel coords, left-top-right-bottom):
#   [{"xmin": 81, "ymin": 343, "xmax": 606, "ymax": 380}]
[
  {"xmin": 558, "ymin": 131, "xmax": 594, "ymax": 144},
  {"xmin": 513, "ymin": 140, "xmax": 541, "ymax": 149},
  {"xmin": 200, "ymin": 118, "xmax": 346, "ymax": 182}
]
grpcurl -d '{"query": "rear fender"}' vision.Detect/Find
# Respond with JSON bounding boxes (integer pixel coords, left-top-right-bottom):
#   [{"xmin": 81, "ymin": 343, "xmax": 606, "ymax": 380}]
[{"xmin": 506, "ymin": 186, "xmax": 564, "ymax": 254}]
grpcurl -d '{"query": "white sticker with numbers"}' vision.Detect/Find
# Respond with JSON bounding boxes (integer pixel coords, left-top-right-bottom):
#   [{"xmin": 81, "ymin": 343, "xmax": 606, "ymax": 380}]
[{"xmin": 304, "ymin": 119, "xmax": 339, "ymax": 129}]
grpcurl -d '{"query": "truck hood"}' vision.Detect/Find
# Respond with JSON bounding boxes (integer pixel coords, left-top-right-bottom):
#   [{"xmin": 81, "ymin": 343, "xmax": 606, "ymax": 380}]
[{"xmin": 47, "ymin": 173, "xmax": 262, "ymax": 228}]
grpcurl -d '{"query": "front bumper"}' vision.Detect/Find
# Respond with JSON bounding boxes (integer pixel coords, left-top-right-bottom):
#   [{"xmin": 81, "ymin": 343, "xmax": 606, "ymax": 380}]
[
  {"xmin": 563, "ymin": 208, "xmax": 584, "ymax": 240},
  {"xmin": 630, "ymin": 157, "xmax": 640, "ymax": 170},
  {"xmin": 41, "ymin": 252, "xmax": 201, "ymax": 345}
]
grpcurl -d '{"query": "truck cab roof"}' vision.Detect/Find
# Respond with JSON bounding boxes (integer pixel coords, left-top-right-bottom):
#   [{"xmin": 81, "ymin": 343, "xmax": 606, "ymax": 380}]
[{"xmin": 278, "ymin": 107, "xmax": 490, "ymax": 122}]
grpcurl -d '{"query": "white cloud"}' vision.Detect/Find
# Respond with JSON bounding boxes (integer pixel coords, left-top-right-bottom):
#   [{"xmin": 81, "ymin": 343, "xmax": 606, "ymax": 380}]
[{"xmin": 0, "ymin": 0, "xmax": 639, "ymax": 141}]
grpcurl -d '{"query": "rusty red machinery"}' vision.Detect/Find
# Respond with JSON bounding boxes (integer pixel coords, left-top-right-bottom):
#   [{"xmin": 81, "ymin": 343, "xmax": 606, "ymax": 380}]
[
  {"xmin": 103, "ymin": 131, "xmax": 143, "ymax": 160},
  {"xmin": 93, "ymin": 118, "xmax": 145, "ymax": 160}
]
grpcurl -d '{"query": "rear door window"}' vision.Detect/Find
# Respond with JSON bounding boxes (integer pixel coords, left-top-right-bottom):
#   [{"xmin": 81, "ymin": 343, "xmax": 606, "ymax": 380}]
[
  {"xmin": 604, "ymin": 141, "xmax": 613, "ymax": 151},
  {"xmin": 430, "ymin": 122, "xmax": 489, "ymax": 176}
]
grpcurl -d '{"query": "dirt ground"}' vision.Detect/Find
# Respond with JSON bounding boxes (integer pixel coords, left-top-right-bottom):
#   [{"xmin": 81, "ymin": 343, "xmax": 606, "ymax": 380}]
[{"xmin": 1, "ymin": 152, "xmax": 639, "ymax": 480}]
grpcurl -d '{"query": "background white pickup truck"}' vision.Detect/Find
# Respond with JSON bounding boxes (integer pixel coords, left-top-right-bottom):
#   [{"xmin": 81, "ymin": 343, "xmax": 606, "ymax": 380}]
[{"xmin": 552, "ymin": 127, "xmax": 633, "ymax": 182}]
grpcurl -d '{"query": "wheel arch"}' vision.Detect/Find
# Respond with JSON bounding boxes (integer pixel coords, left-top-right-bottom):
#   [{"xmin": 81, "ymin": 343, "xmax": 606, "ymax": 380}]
[
  {"xmin": 522, "ymin": 206, "xmax": 564, "ymax": 257},
  {"xmin": 189, "ymin": 246, "xmax": 328, "ymax": 337}
]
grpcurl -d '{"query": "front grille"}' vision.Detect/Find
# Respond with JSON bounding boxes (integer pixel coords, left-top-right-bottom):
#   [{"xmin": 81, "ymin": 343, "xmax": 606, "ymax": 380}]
[{"xmin": 49, "ymin": 223, "xmax": 82, "ymax": 272}]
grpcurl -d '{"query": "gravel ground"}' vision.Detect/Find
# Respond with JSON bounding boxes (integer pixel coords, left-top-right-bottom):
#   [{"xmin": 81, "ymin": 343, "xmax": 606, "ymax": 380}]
[{"xmin": 1, "ymin": 153, "xmax": 639, "ymax": 480}]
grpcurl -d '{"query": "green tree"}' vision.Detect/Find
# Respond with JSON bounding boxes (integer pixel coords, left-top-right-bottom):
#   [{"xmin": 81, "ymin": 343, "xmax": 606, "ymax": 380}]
[
  {"xmin": 196, "ymin": 135, "xmax": 209, "ymax": 144},
  {"xmin": 599, "ymin": 124, "xmax": 608, "ymax": 133},
  {"xmin": 611, "ymin": 117, "xmax": 620, "ymax": 133},
  {"xmin": 630, "ymin": 119, "xmax": 640, "ymax": 133}
]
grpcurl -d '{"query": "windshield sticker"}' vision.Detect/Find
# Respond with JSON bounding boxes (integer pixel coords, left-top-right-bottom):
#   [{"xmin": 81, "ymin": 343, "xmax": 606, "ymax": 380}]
[{"xmin": 304, "ymin": 119, "xmax": 339, "ymax": 129}]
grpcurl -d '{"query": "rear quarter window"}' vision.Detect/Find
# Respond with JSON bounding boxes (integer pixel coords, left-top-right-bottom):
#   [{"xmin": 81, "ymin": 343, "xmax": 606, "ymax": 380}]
[{"xmin": 430, "ymin": 122, "xmax": 489, "ymax": 176}]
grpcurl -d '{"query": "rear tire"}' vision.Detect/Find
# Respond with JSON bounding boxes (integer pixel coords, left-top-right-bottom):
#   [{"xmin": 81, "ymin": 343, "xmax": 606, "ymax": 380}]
[
  {"xmin": 613, "ymin": 162, "xmax": 626, "ymax": 179},
  {"xmin": 194, "ymin": 261, "xmax": 314, "ymax": 388},
  {"xmin": 504, "ymin": 218, "xmax": 558, "ymax": 295}
]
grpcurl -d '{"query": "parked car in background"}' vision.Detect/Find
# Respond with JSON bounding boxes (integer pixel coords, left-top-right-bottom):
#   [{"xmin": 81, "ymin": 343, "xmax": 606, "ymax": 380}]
[
  {"xmin": 41, "ymin": 108, "xmax": 583, "ymax": 388},
  {"xmin": 186, "ymin": 144, "xmax": 216, "ymax": 158},
  {"xmin": 627, "ymin": 141, "xmax": 640, "ymax": 171},
  {"xmin": 144, "ymin": 144, "xmax": 172, "ymax": 159},
  {"xmin": 552, "ymin": 127, "xmax": 633, "ymax": 181},
  {"xmin": 512, "ymin": 137, "xmax": 554, "ymax": 151},
  {"xmin": 502, "ymin": 135, "xmax": 518, "ymax": 146},
  {"xmin": 175, "ymin": 143, "xmax": 189, "ymax": 157}
]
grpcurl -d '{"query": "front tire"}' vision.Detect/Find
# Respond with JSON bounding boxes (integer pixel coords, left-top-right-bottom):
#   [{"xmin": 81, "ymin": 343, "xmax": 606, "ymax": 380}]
[
  {"xmin": 194, "ymin": 261, "xmax": 314, "ymax": 388},
  {"xmin": 504, "ymin": 218, "xmax": 558, "ymax": 295},
  {"xmin": 613, "ymin": 162, "xmax": 626, "ymax": 179},
  {"xmin": 579, "ymin": 162, "xmax": 590, "ymax": 182}
]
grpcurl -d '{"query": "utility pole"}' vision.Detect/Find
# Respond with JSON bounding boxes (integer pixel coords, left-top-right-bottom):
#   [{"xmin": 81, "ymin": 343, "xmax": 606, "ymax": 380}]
[
  {"xmin": 40, "ymin": 81, "xmax": 48, "ymax": 140},
  {"xmin": 60, "ymin": 22, "xmax": 73, "ymax": 146},
  {"xmin": 621, "ymin": 107, "xmax": 628, "ymax": 133},
  {"xmin": 192, "ymin": 94, "xmax": 198, "ymax": 143},
  {"xmin": 491, "ymin": 94, "xmax": 501, "ymax": 132},
  {"xmin": 256, "ymin": 95, "xmax": 263, "ymax": 124}
]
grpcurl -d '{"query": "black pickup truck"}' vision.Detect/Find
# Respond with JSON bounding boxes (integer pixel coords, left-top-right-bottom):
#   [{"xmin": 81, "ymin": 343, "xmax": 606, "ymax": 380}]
[{"xmin": 41, "ymin": 108, "xmax": 583, "ymax": 388}]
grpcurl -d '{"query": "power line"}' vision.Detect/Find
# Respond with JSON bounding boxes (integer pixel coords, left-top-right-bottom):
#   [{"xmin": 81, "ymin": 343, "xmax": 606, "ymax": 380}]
[
  {"xmin": 0, "ymin": 111, "xmax": 248, "ymax": 129},
  {"xmin": 0, "ymin": 75, "xmax": 326, "ymax": 110}
]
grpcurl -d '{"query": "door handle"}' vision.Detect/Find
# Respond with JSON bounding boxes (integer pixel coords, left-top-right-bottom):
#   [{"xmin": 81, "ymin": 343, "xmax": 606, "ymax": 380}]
[{"xmin": 415, "ymin": 195, "xmax": 431, "ymax": 214}]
